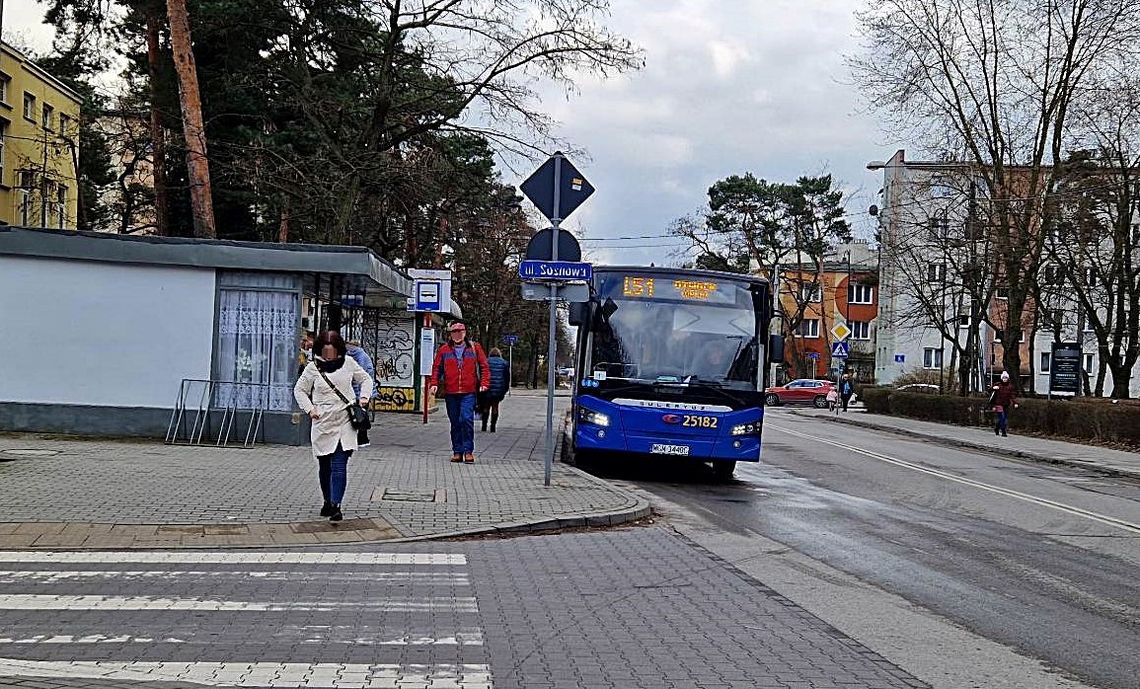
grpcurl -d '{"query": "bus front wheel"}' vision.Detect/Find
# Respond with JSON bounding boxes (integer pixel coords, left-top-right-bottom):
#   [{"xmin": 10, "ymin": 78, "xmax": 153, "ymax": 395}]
[{"xmin": 712, "ymin": 461, "xmax": 736, "ymax": 481}]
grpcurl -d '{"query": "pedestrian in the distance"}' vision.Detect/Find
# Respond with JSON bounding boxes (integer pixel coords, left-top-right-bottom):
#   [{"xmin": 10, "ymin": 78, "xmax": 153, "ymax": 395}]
[
  {"xmin": 480, "ymin": 347, "xmax": 511, "ymax": 433},
  {"xmin": 297, "ymin": 331, "xmax": 314, "ymax": 377},
  {"xmin": 826, "ymin": 386, "xmax": 839, "ymax": 412},
  {"xmin": 839, "ymin": 373, "xmax": 855, "ymax": 412},
  {"xmin": 345, "ymin": 339, "xmax": 376, "ymax": 447},
  {"xmin": 990, "ymin": 370, "xmax": 1018, "ymax": 437},
  {"xmin": 429, "ymin": 321, "xmax": 491, "ymax": 463},
  {"xmin": 293, "ymin": 331, "xmax": 372, "ymax": 522}
]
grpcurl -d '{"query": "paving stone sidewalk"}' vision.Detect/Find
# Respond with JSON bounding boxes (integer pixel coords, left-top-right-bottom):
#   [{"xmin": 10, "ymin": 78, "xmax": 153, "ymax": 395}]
[
  {"xmin": 0, "ymin": 393, "xmax": 648, "ymax": 549},
  {"xmin": 793, "ymin": 408, "xmax": 1140, "ymax": 479}
]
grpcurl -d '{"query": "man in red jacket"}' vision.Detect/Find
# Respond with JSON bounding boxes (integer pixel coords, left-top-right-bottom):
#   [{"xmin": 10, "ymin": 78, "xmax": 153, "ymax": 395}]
[{"xmin": 429, "ymin": 321, "xmax": 491, "ymax": 463}]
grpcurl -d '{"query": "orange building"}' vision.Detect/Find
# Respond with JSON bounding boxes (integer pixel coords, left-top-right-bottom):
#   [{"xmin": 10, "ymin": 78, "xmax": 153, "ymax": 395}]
[{"xmin": 770, "ymin": 248, "xmax": 879, "ymax": 383}]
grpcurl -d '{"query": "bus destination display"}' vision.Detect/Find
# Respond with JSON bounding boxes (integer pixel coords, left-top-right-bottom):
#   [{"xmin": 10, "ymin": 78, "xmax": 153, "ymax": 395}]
[{"xmin": 622, "ymin": 276, "xmax": 720, "ymax": 301}]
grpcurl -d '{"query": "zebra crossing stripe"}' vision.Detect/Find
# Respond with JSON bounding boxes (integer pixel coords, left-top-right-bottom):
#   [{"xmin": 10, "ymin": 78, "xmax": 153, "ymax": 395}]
[
  {"xmin": 0, "ymin": 551, "xmax": 466, "ymax": 565},
  {"xmin": 0, "ymin": 659, "xmax": 493, "ymax": 688},
  {"xmin": 0, "ymin": 594, "xmax": 479, "ymax": 612},
  {"xmin": 0, "ymin": 570, "xmax": 470, "ymax": 584},
  {"xmin": 0, "ymin": 629, "xmax": 485, "ymax": 646}
]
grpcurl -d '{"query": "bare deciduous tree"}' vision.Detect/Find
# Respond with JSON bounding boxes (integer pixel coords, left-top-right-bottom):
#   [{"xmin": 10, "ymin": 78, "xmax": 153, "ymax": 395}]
[
  {"xmin": 851, "ymin": 0, "xmax": 1140, "ymax": 389},
  {"xmin": 1043, "ymin": 90, "xmax": 1140, "ymax": 396}
]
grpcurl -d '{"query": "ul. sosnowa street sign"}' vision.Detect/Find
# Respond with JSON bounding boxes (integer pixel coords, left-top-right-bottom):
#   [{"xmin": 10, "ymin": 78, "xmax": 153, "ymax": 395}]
[{"xmin": 518, "ymin": 260, "xmax": 593, "ymax": 282}]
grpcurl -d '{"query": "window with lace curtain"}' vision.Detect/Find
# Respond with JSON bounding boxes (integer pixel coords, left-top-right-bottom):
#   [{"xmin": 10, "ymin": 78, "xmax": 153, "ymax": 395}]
[{"xmin": 213, "ymin": 272, "xmax": 300, "ymax": 411}]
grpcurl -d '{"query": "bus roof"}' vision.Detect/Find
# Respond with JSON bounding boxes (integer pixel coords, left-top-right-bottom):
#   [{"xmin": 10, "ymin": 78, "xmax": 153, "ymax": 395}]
[{"xmin": 593, "ymin": 265, "xmax": 770, "ymax": 287}]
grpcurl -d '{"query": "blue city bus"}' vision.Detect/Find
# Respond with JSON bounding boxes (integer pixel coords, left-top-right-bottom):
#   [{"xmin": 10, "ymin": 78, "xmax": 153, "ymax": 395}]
[{"xmin": 568, "ymin": 266, "xmax": 783, "ymax": 479}]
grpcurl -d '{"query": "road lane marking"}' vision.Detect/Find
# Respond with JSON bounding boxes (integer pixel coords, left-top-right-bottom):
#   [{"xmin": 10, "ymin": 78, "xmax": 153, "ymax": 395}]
[
  {"xmin": 0, "ymin": 659, "xmax": 493, "ymax": 688},
  {"xmin": 0, "ymin": 594, "xmax": 479, "ymax": 612},
  {"xmin": 768, "ymin": 423, "xmax": 1140, "ymax": 535},
  {"xmin": 0, "ymin": 551, "xmax": 466, "ymax": 565},
  {"xmin": 0, "ymin": 570, "xmax": 470, "ymax": 584}
]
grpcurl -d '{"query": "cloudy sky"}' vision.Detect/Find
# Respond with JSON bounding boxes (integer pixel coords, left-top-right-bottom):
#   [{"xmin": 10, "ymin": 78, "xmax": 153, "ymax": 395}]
[{"xmin": 6, "ymin": 0, "xmax": 903, "ymax": 266}]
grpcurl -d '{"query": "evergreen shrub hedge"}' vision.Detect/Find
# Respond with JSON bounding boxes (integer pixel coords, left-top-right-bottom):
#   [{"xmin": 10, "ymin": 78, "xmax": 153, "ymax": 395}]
[{"xmin": 859, "ymin": 388, "xmax": 1140, "ymax": 449}]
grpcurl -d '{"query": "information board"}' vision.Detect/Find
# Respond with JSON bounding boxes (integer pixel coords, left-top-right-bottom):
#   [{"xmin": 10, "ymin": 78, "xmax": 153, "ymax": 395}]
[{"xmin": 1049, "ymin": 342, "xmax": 1082, "ymax": 394}]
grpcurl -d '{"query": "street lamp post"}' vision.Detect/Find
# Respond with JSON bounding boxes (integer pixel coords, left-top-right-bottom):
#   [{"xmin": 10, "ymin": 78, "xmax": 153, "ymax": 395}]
[{"xmin": 844, "ymin": 250, "xmax": 852, "ymax": 380}]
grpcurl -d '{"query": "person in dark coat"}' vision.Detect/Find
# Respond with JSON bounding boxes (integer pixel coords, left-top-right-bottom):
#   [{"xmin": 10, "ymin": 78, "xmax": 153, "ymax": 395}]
[
  {"xmin": 990, "ymin": 370, "xmax": 1018, "ymax": 437},
  {"xmin": 838, "ymin": 373, "xmax": 855, "ymax": 412},
  {"xmin": 480, "ymin": 348, "xmax": 511, "ymax": 432}
]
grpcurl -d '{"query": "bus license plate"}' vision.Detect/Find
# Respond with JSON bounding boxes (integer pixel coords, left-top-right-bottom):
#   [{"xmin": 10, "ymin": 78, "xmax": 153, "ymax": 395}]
[{"xmin": 651, "ymin": 444, "xmax": 691, "ymax": 456}]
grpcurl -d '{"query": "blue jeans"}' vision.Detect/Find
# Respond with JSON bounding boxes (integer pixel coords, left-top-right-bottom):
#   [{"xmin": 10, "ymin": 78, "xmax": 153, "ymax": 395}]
[
  {"xmin": 317, "ymin": 443, "xmax": 352, "ymax": 504},
  {"xmin": 996, "ymin": 409, "xmax": 1009, "ymax": 435},
  {"xmin": 445, "ymin": 393, "xmax": 477, "ymax": 454}
]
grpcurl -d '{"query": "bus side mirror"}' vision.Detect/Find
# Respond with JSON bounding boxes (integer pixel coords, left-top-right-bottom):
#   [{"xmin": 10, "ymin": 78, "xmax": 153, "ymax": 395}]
[
  {"xmin": 768, "ymin": 334, "xmax": 785, "ymax": 364},
  {"xmin": 568, "ymin": 302, "xmax": 589, "ymax": 326}
]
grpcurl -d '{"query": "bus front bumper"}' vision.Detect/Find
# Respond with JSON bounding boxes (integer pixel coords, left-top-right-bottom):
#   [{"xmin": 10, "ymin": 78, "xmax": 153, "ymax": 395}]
[{"xmin": 574, "ymin": 401, "xmax": 762, "ymax": 462}]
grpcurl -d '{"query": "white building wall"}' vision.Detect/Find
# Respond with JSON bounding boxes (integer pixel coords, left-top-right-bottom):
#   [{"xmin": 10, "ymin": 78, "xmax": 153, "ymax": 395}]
[
  {"xmin": 874, "ymin": 152, "xmax": 993, "ymax": 387},
  {"xmin": 0, "ymin": 256, "xmax": 216, "ymax": 408},
  {"xmin": 873, "ymin": 150, "xmax": 1140, "ymax": 396}
]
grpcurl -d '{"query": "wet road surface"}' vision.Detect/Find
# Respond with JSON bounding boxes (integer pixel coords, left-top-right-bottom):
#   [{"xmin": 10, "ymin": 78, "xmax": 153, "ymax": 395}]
[{"xmin": 576, "ymin": 409, "xmax": 1140, "ymax": 689}]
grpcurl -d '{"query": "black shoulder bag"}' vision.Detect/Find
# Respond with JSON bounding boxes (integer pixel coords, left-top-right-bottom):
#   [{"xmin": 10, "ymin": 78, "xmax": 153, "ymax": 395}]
[{"xmin": 317, "ymin": 369, "xmax": 372, "ymax": 431}]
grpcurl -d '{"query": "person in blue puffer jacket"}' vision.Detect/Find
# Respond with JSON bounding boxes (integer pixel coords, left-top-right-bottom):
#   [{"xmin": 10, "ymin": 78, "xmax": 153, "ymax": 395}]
[
  {"xmin": 480, "ymin": 348, "xmax": 511, "ymax": 433},
  {"xmin": 345, "ymin": 339, "xmax": 376, "ymax": 447}
]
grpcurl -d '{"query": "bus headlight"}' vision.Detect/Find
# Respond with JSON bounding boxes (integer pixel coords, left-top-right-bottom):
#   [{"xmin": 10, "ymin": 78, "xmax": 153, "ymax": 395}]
[
  {"xmin": 578, "ymin": 408, "xmax": 611, "ymax": 427},
  {"xmin": 731, "ymin": 422, "xmax": 759, "ymax": 436}
]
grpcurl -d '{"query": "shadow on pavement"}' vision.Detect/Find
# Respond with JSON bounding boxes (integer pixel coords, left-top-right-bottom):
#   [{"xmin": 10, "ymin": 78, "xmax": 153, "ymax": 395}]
[{"xmin": 571, "ymin": 452, "xmax": 740, "ymax": 486}]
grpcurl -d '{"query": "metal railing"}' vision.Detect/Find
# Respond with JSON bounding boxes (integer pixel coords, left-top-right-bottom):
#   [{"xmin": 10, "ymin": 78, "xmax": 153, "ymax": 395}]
[{"xmin": 165, "ymin": 379, "xmax": 273, "ymax": 448}]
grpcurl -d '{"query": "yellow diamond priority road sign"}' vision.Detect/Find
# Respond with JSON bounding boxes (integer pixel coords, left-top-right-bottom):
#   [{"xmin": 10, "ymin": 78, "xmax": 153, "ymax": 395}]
[{"xmin": 831, "ymin": 322, "xmax": 852, "ymax": 341}]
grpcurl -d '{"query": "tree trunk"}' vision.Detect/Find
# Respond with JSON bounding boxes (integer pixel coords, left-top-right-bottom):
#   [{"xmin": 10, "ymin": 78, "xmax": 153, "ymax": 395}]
[
  {"xmin": 165, "ymin": 0, "xmax": 215, "ymax": 238},
  {"xmin": 1095, "ymin": 348, "xmax": 1108, "ymax": 397},
  {"xmin": 146, "ymin": 9, "xmax": 169, "ymax": 237},
  {"xmin": 1002, "ymin": 301, "xmax": 1025, "ymax": 392},
  {"xmin": 1026, "ymin": 311, "xmax": 1038, "ymax": 395},
  {"xmin": 1108, "ymin": 363, "xmax": 1131, "ymax": 399},
  {"xmin": 277, "ymin": 200, "xmax": 290, "ymax": 243}
]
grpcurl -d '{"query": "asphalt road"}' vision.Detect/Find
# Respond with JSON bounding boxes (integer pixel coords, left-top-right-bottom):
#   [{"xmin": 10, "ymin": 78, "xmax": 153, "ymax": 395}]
[{"xmin": 578, "ymin": 408, "xmax": 1140, "ymax": 689}]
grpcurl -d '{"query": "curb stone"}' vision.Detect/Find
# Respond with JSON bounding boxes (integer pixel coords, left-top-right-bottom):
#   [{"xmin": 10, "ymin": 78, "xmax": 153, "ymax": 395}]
[
  {"xmin": 0, "ymin": 484, "xmax": 652, "ymax": 551},
  {"xmin": 792, "ymin": 410, "xmax": 1140, "ymax": 481}
]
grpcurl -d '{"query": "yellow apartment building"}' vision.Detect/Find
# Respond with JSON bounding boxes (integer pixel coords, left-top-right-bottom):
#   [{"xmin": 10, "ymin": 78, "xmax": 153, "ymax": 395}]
[{"xmin": 0, "ymin": 41, "xmax": 81, "ymax": 229}]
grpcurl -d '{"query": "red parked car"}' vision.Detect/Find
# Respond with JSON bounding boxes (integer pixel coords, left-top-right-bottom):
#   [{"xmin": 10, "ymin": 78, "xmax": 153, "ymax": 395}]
[{"xmin": 765, "ymin": 379, "xmax": 836, "ymax": 408}]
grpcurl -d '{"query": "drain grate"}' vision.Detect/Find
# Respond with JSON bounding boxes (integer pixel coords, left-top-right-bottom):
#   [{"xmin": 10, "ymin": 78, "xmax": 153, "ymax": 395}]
[{"xmin": 370, "ymin": 487, "xmax": 445, "ymax": 503}]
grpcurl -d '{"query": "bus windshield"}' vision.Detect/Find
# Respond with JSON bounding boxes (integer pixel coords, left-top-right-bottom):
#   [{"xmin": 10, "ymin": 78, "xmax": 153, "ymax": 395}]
[{"xmin": 589, "ymin": 273, "xmax": 761, "ymax": 390}]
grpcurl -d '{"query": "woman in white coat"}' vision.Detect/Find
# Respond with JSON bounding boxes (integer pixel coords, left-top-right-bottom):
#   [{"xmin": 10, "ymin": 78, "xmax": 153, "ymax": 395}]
[{"xmin": 293, "ymin": 330, "xmax": 372, "ymax": 522}]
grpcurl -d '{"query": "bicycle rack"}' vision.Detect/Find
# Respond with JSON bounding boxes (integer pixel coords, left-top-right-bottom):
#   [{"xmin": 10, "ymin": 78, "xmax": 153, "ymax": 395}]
[{"xmin": 165, "ymin": 379, "xmax": 270, "ymax": 448}]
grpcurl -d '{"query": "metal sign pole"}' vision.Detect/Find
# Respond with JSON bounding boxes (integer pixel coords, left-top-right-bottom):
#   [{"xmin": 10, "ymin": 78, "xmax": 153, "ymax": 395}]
[
  {"xmin": 422, "ymin": 313, "xmax": 432, "ymax": 425},
  {"xmin": 544, "ymin": 154, "xmax": 563, "ymax": 487},
  {"xmin": 519, "ymin": 150, "xmax": 592, "ymax": 488},
  {"xmin": 508, "ymin": 344, "xmax": 513, "ymax": 396}
]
